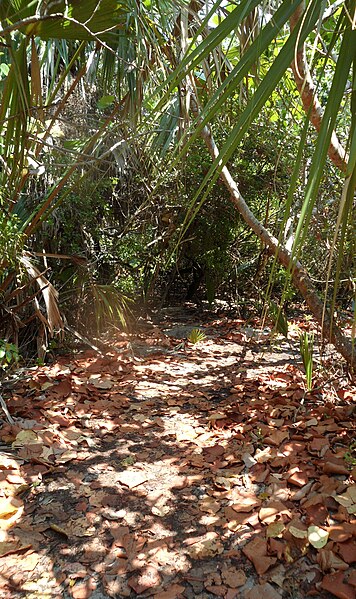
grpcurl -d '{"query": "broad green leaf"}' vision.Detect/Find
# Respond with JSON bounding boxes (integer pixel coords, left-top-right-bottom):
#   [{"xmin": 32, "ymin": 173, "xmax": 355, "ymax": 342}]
[{"xmin": 97, "ymin": 95, "xmax": 115, "ymax": 109}]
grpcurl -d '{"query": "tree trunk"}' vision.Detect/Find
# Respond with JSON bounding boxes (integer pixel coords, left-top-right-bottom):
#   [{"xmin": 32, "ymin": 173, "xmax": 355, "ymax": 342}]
[
  {"xmin": 192, "ymin": 99, "xmax": 354, "ymax": 370},
  {"xmin": 290, "ymin": 3, "xmax": 348, "ymax": 172}
]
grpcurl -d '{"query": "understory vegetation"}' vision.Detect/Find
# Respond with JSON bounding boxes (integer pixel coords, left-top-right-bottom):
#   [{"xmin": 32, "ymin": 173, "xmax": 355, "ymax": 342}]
[{"xmin": 0, "ymin": 0, "xmax": 355, "ymax": 369}]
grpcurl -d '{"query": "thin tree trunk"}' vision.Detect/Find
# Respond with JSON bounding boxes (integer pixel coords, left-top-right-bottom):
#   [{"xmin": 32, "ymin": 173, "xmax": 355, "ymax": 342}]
[
  {"xmin": 191, "ymin": 98, "xmax": 354, "ymax": 370},
  {"xmin": 290, "ymin": 3, "xmax": 348, "ymax": 172}
]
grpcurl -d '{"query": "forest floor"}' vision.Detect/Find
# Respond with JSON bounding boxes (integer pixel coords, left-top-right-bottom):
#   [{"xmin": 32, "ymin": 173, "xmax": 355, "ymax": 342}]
[{"xmin": 0, "ymin": 306, "xmax": 355, "ymax": 599}]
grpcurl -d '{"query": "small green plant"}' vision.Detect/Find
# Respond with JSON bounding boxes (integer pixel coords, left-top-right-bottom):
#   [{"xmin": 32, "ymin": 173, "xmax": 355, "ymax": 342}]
[
  {"xmin": 344, "ymin": 441, "xmax": 356, "ymax": 467},
  {"xmin": 251, "ymin": 427, "xmax": 264, "ymax": 447},
  {"xmin": 0, "ymin": 340, "xmax": 19, "ymax": 370},
  {"xmin": 187, "ymin": 328, "xmax": 206, "ymax": 344},
  {"xmin": 269, "ymin": 301, "xmax": 288, "ymax": 338},
  {"xmin": 299, "ymin": 331, "xmax": 314, "ymax": 391}
]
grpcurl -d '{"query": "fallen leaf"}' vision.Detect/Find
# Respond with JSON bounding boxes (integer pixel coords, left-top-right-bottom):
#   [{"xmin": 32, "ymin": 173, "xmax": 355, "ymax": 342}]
[
  {"xmin": 307, "ymin": 525, "xmax": 329, "ymax": 549},
  {"xmin": 185, "ymin": 532, "xmax": 224, "ymax": 559},
  {"xmin": 266, "ymin": 521, "xmax": 285, "ymax": 538},
  {"xmin": 12, "ymin": 430, "xmax": 38, "ymax": 447},
  {"xmin": 245, "ymin": 582, "xmax": 282, "ymax": 599},
  {"xmin": 337, "ymin": 540, "xmax": 356, "ymax": 564},
  {"xmin": 221, "ymin": 566, "xmax": 246, "ymax": 588},
  {"xmin": 153, "ymin": 584, "xmax": 185, "ymax": 598},
  {"xmin": 259, "ymin": 501, "xmax": 291, "ymax": 524},
  {"xmin": 321, "ymin": 570, "xmax": 355, "ymax": 599},
  {"xmin": 88, "ymin": 375, "xmax": 113, "ymax": 389},
  {"xmin": 317, "ymin": 549, "xmax": 349, "ymax": 571},
  {"xmin": 243, "ymin": 537, "xmax": 277, "ymax": 575},
  {"xmin": 230, "ymin": 490, "xmax": 261, "ymax": 513},
  {"xmin": 199, "ymin": 497, "xmax": 221, "ymax": 514},
  {"xmin": 0, "ymin": 497, "xmax": 23, "ymax": 518},
  {"xmin": 128, "ymin": 565, "xmax": 161, "ymax": 594}
]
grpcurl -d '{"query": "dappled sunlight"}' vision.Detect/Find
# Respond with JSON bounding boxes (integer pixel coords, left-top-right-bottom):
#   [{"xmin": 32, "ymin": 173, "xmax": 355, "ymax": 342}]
[{"xmin": 0, "ymin": 311, "xmax": 354, "ymax": 597}]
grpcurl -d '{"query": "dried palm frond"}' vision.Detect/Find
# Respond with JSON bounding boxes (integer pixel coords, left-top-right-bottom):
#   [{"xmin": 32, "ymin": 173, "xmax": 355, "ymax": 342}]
[{"xmin": 19, "ymin": 253, "xmax": 64, "ymax": 337}]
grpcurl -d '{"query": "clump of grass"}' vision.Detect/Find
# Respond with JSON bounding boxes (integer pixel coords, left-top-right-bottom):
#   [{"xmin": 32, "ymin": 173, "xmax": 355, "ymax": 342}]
[
  {"xmin": 299, "ymin": 331, "xmax": 314, "ymax": 391},
  {"xmin": 187, "ymin": 328, "xmax": 206, "ymax": 344}
]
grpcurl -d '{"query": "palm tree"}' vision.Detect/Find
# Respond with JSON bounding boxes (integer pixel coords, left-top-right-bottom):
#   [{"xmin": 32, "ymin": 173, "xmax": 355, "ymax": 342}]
[{"xmin": 0, "ymin": 0, "xmax": 354, "ymax": 369}]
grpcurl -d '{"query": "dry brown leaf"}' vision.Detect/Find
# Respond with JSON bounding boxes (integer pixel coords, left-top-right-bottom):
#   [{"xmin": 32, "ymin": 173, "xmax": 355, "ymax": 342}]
[
  {"xmin": 327, "ymin": 524, "xmax": 354, "ymax": 543},
  {"xmin": 199, "ymin": 497, "xmax": 221, "ymax": 514},
  {"xmin": 221, "ymin": 566, "xmax": 246, "ymax": 588},
  {"xmin": 259, "ymin": 501, "xmax": 291, "ymax": 524},
  {"xmin": 322, "ymin": 460, "xmax": 349, "ymax": 475},
  {"xmin": 264, "ymin": 430, "xmax": 289, "ymax": 446},
  {"xmin": 153, "ymin": 584, "xmax": 185, "ymax": 598},
  {"xmin": 245, "ymin": 582, "xmax": 282, "ymax": 599},
  {"xmin": 128, "ymin": 565, "xmax": 162, "ymax": 594},
  {"xmin": 337, "ymin": 540, "xmax": 356, "ymax": 565},
  {"xmin": 0, "ymin": 539, "xmax": 27, "ymax": 557},
  {"xmin": 243, "ymin": 537, "xmax": 277, "ymax": 575},
  {"xmin": 317, "ymin": 549, "xmax": 349, "ymax": 572},
  {"xmin": 230, "ymin": 490, "xmax": 261, "ymax": 513},
  {"xmin": 321, "ymin": 570, "xmax": 355, "ymax": 599}
]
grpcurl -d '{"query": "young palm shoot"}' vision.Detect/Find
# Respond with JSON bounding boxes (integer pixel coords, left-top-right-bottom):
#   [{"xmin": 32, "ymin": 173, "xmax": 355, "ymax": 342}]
[{"xmin": 187, "ymin": 328, "xmax": 206, "ymax": 344}]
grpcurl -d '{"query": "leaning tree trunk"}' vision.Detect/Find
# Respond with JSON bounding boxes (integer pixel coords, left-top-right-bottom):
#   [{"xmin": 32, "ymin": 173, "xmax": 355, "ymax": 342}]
[
  {"xmin": 290, "ymin": 2, "xmax": 348, "ymax": 172},
  {"xmin": 190, "ymin": 98, "xmax": 354, "ymax": 370}
]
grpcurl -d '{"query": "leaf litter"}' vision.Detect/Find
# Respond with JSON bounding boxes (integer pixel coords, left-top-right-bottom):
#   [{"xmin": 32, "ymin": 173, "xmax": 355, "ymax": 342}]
[{"xmin": 0, "ymin": 307, "xmax": 354, "ymax": 598}]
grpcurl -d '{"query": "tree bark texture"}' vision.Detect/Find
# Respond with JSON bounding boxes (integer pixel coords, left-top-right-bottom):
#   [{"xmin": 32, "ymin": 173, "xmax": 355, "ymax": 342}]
[
  {"xmin": 290, "ymin": 3, "xmax": 348, "ymax": 172},
  {"xmin": 192, "ymin": 99, "xmax": 354, "ymax": 370}
]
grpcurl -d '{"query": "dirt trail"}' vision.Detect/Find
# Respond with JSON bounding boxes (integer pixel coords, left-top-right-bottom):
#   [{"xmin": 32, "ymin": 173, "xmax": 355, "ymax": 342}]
[{"xmin": 0, "ymin": 308, "xmax": 354, "ymax": 598}]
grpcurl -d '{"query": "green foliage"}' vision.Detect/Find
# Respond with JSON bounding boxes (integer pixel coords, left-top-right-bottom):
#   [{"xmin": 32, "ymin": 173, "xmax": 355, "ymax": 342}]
[
  {"xmin": 90, "ymin": 284, "xmax": 132, "ymax": 332},
  {"xmin": 187, "ymin": 328, "xmax": 206, "ymax": 344},
  {"xmin": 0, "ymin": 0, "xmax": 353, "ymax": 367},
  {"xmin": 299, "ymin": 331, "xmax": 314, "ymax": 391},
  {"xmin": 0, "ymin": 340, "xmax": 19, "ymax": 369},
  {"xmin": 344, "ymin": 441, "xmax": 356, "ymax": 467},
  {"xmin": 269, "ymin": 301, "xmax": 288, "ymax": 338},
  {"xmin": 0, "ymin": 208, "xmax": 25, "ymax": 271}
]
